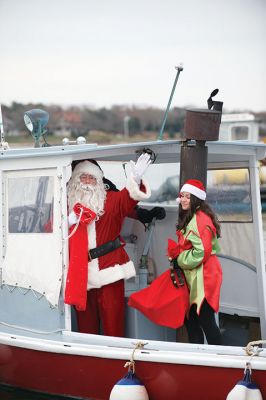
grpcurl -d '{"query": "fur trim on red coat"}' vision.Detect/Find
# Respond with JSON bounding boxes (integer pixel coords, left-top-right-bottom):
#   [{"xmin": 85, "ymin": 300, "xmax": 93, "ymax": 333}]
[
  {"xmin": 87, "ymin": 260, "xmax": 136, "ymax": 289},
  {"xmin": 126, "ymin": 176, "xmax": 151, "ymax": 201}
]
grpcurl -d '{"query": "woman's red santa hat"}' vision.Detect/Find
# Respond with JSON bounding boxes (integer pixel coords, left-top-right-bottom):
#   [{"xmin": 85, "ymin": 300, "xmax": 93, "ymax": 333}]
[{"xmin": 176, "ymin": 179, "xmax": 206, "ymax": 203}]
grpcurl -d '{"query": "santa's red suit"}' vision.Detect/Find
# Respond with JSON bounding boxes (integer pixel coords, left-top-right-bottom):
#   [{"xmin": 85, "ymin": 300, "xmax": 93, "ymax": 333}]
[{"xmin": 64, "ymin": 160, "xmax": 151, "ymax": 337}]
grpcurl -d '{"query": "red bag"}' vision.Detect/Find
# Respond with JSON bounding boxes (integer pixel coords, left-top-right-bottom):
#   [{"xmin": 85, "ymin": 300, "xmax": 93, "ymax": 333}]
[{"xmin": 128, "ymin": 269, "xmax": 189, "ymax": 329}]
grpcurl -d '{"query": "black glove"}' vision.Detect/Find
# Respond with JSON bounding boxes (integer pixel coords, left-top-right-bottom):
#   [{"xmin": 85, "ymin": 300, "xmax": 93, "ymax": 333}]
[
  {"xmin": 136, "ymin": 206, "xmax": 166, "ymax": 224},
  {"xmin": 150, "ymin": 206, "xmax": 166, "ymax": 220}
]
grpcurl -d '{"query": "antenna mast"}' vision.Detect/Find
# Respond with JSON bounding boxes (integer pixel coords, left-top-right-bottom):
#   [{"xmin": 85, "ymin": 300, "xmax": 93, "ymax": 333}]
[{"xmin": 157, "ymin": 64, "xmax": 183, "ymax": 141}]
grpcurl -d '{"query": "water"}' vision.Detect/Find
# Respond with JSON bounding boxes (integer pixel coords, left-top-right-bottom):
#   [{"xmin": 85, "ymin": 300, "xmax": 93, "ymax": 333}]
[
  {"xmin": 0, "ymin": 385, "xmax": 74, "ymax": 400},
  {"xmin": 0, "ymin": 386, "xmax": 53, "ymax": 399}
]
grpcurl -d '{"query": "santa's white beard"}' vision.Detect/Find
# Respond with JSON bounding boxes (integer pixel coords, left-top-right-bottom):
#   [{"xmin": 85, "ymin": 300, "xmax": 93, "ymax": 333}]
[{"xmin": 68, "ymin": 179, "xmax": 106, "ymax": 218}]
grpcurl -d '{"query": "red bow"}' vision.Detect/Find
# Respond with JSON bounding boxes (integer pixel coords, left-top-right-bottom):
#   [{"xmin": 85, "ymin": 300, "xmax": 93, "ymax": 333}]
[
  {"xmin": 73, "ymin": 203, "xmax": 96, "ymax": 225},
  {"xmin": 167, "ymin": 238, "xmax": 181, "ymax": 259},
  {"xmin": 167, "ymin": 231, "xmax": 192, "ymax": 260}
]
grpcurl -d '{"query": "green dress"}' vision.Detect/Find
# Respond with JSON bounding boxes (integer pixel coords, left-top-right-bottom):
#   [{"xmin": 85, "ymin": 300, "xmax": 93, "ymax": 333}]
[{"xmin": 177, "ymin": 210, "xmax": 222, "ymax": 314}]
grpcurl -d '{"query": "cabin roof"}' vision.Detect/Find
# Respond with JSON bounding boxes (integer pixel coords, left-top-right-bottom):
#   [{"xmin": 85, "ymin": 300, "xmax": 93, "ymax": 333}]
[
  {"xmin": 221, "ymin": 113, "xmax": 256, "ymax": 123},
  {"xmin": 0, "ymin": 140, "xmax": 265, "ymax": 165}
]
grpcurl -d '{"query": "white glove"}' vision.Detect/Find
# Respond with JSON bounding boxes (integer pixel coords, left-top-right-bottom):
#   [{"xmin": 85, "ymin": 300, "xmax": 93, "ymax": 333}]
[
  {"xmin": 130, "ymin": 153, "xmax": 151, "ymax": 184},
  {"xmin": 68, "ymin": 210, "xmax": 78, "ymax": 227}
]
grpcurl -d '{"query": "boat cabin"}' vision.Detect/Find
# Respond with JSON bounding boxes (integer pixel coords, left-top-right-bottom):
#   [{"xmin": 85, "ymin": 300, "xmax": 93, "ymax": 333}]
[{"xmin": 0, "ymin": 138, "xmax": 266, "ymax": 347}]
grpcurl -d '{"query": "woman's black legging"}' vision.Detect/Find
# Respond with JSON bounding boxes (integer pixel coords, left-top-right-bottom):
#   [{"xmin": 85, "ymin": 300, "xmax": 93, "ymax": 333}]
[{"xmin": 185, "ymin": 300, "xmax": 222, "ymax": 345}]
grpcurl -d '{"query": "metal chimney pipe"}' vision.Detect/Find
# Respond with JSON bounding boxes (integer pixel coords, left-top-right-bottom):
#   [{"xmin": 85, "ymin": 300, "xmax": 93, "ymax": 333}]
[{"xmin": 179, "ymin": 90, "xmax": 223, "ymax": 189}]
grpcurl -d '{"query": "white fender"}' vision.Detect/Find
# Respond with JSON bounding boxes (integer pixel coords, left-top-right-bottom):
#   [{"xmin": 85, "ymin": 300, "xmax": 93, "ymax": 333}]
[
  {"xmin": 109, "ymin": 371, "xmax": 149, "ymax": 400},
  {"xmin": 226, "ymin": 369, "xmax": 263, "ymax": 400}
]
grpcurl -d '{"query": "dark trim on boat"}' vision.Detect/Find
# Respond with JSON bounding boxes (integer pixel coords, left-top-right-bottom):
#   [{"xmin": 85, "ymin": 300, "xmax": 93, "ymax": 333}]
[{"xmin": 0, "ymin": 384, "xmax": 89, "ymax": 400}]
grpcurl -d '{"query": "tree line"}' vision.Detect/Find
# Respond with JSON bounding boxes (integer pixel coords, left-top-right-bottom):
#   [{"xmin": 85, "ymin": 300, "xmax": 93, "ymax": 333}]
[{"xmin": 1, "ymin": 102, "xmax": 186, "ymax": 139}]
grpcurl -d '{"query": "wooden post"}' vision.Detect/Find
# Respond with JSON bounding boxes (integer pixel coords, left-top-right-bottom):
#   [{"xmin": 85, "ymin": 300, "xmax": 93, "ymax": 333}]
[{"xmin": 180, "ymin": 141, "xmax": 208, "ymax": 188}]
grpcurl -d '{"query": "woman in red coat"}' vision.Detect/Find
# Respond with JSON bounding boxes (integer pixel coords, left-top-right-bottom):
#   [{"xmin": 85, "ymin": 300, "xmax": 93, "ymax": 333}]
[{"xmin": 169, "ymin": 179, "xmax": 222, "ymax": 345}]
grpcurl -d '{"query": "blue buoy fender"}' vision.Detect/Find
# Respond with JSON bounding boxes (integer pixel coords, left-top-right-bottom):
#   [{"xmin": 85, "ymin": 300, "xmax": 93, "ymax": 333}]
[
  {"xmin": 226, "ymin": 366, "xmax": 263, "ymax": 400},
  {"xmin": 109, "ymin": 370, "xmax": 149, "ymax": 400}
]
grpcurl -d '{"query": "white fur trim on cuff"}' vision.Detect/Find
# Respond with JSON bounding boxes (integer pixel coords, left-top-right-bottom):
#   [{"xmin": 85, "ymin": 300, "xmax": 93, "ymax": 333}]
[
  {"xmin": 87, "ymin": 260, "xmax": 136, "ymax": 290},
  {"xmin": 126, "ymin": 176, "xmax": 151, "ymax": 201}
]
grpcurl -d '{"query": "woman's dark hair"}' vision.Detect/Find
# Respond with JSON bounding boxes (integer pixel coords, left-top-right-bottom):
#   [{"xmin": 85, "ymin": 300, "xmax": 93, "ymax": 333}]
[{"xmin": 176, "ymin": 194, "xmax": 221, "ymax": 238}]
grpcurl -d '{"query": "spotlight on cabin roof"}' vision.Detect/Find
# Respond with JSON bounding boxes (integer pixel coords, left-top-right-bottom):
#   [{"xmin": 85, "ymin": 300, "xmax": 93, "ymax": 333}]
[{"xmin": 24, "ymin": 109, "xmax": 49, "ymax": 148}]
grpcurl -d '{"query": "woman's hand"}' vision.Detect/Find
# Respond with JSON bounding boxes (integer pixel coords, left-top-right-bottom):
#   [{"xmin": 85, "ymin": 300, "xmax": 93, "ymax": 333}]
[{"xmin": 167, "ymin": 238, "xmax": 181, "ymax": 260}]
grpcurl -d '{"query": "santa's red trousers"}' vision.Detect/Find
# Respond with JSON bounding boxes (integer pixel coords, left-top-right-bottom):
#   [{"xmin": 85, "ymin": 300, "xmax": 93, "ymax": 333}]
[{"xmin": 75, "ymin": 279, "xmax": 125, "ymax": 337}]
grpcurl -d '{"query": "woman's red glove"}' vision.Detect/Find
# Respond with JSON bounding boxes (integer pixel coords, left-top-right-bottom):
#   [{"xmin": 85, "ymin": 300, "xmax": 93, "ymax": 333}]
[{"xmin": 167, "ymin": 238, "xmax": 181, "ymax": 259}]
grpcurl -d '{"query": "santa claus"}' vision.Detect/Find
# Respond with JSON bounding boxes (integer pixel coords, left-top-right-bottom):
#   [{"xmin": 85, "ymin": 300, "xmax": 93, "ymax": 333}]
[{"xmin": 65, "ymin": 154, "xmax": 151, "ymax": 337}]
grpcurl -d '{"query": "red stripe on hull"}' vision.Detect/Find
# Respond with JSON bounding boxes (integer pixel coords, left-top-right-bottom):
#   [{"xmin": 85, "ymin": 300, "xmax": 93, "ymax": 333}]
[{"xmin": 0, "ymin": 344, "xmax": 265, "ymax": 400}]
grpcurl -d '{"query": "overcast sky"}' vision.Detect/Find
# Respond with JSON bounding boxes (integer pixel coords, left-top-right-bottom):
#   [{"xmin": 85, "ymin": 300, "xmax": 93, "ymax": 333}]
[{"xmin": 0, "ymin": 0, "xmax": 265, "ymax": 112}]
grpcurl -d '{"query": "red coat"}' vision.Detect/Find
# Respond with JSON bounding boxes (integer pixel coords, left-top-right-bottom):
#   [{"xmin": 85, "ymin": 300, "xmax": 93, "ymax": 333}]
[
  {"xmin": 87, "ymin": 177, "xmax": 150, "ymax": 289},
  {"xmin": 65, "ymin": 177, "xmax": 151, "ymax": 310}
]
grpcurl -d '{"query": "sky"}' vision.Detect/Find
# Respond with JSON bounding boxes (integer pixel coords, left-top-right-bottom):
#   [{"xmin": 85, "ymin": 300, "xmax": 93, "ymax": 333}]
[{"xmin": 0, "ymin": 0, "xmax": 265, "ymax": 112}]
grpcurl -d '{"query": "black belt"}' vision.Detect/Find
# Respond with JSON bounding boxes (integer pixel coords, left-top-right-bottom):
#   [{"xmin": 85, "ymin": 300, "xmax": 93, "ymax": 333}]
[{"xmin": 88, "ymin": 237, "xmax": 122, "ymax": 261}]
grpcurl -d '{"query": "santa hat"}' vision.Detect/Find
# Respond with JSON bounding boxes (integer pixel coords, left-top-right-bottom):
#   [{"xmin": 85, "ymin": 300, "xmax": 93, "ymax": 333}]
[
  {"xmin": 176, "ymin": 179, "xmax": 206, "ymax": 203},
  {"xmin": 71, "ymin": 160, "xmax": 104, "ymax": 181}
]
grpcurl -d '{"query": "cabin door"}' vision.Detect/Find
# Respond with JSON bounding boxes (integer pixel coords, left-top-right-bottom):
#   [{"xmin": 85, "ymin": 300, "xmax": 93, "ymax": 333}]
[{"xmin": 1, "ymin": 168, "xmax": 63, "ymax": 309}]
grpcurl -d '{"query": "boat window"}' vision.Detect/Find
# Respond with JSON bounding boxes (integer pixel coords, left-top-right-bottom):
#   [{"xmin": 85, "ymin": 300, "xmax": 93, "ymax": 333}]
[
  {"xmin": 231, "ymin": 126, "xmax": 250, "ymax": 141},
  {"xmin": 8, "ymin": 176, "xmax": 54, "ymax": 233},
  {"xmin": 100, "ymin": 161, "xmax": 252, "ymax": 223},
  {"xmin": 100, "ymin": 161, "xmax": 129, "ymax": 190},
  {"xmin": 101, "ymin": 161, "xmax": 180, "ymax": 202},
  {"xmin": 207, "ymin": 169, "xmax": 252, "ymax": 222},
  {"xmin": 142, "ymin": 164, "xmax": 251, "ymax": 223}
]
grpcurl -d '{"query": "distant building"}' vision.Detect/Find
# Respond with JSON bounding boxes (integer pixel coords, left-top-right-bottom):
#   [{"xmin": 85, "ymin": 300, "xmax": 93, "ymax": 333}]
[{"xmin": 219, "ymin": 113, "xmax": 260, "ymax": 142}]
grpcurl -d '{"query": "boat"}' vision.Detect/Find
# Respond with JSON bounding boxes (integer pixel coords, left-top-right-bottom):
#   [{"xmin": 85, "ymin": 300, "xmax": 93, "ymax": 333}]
[{"xmin": 0, "ymin": 103, "xmax": 266, "ymax": 399}]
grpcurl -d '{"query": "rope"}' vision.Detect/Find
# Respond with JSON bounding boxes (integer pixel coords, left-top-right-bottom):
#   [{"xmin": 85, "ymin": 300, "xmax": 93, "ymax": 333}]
[
  {"xmin": 245, "ymin": 339, "xmax": 266, "ymax": 356},
  {"xmin": 124, "ymin": 341, "xmax": 148, "ymax": 373},
  {"xmin": 62, "ymin": 208, "xmax": 83, "ymax": 241},
  {"xmin": 0, "ymin": 284, "xmax": 58, "ymax": 308},
  {"xmin": 0, "ymin": 320, "xmax": 64, "ymax": 335}
]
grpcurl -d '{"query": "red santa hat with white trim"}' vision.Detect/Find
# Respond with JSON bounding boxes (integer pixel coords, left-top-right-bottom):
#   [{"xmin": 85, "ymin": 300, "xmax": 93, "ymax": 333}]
[
  {"xmin": 176, "ymin": 179, "xmax": 206, "ymax": 204},
  {"xmin": 71, "ymin": 160, "xmax": 104, "ymax": 181}
]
